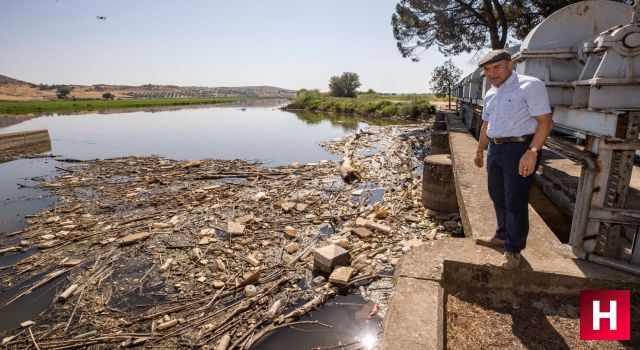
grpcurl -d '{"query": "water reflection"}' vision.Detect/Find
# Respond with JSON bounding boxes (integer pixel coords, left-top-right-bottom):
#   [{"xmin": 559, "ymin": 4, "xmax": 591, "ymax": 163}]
[
  {"xmin": 0, "ymin": 115, "xmax": 39, "ymax": 128},
  {"xmin": 0, "ymin": 142, "xmax": 52, "ymax": 164},
  {"xmin": 291, "ymin": 110, "xmax": 417, "ymax": 131},
  {"xmin": 0, "ymin": 268, "xmax": 67, "ymax": 331},
  {"xmin": 252, "ymin": 294, "xmax": 380, "ymax": 350},
  {"xmin": 0, "ymin": 99, "xmax": 292, "ymax": 128},
  {"xmin": 0, "ymin": 107, "xmax": 369, "ymax": 166},
  {"xmin": 0, "ymin": 158, "xmax": 57, "ymax": 235}
]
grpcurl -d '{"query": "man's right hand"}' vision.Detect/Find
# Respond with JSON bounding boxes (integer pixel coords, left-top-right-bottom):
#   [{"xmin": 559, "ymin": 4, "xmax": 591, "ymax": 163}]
[{"xmin": 474, "ymin": 151, "xmax": 484, "ymax": 168}]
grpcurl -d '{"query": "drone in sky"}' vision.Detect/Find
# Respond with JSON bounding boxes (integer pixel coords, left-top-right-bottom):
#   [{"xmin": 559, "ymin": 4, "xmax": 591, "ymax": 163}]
[{"xmin": 96, "ymin": 16, "xmax": 107, "ymax": 20}]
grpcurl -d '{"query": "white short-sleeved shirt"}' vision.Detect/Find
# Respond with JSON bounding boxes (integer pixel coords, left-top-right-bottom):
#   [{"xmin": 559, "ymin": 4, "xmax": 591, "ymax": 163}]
[{"xmin": 481, "ymin": 71, "xmax": 551, "ymax": 138}]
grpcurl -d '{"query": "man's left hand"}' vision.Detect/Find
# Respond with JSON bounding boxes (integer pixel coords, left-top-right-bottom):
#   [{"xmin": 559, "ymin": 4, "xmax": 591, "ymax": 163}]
[{"xmin": 518, "ymin": 151, "xmax": 537, "ymax": 177}]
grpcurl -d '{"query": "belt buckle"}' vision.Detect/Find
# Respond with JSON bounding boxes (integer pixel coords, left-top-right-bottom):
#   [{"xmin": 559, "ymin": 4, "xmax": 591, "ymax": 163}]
[{"xmin": 494, "ymin": 138, "xmax": 504, "ymax": 144}]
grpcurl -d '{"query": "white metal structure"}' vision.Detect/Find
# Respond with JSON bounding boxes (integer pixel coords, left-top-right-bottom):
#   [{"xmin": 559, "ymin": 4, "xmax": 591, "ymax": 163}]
[{"xmin": 455, "ymin": 0, "xmax": 640, "ymax": 274}]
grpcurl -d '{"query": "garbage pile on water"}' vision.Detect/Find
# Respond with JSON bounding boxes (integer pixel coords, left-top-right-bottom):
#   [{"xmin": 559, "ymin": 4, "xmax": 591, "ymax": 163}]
[{"xmin": 0, "ymin": 124, "xmax": 462, "ymax": 349}]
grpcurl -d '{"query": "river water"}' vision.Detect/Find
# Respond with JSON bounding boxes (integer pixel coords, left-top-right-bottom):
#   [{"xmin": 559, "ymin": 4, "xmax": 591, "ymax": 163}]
[
  {"xmin": 0, "ymin": 100, "xmax": 406, "ymax": 346},
  {"xmin": 0, "ymin": 100, "xmax": 409, "ymax": 233}
]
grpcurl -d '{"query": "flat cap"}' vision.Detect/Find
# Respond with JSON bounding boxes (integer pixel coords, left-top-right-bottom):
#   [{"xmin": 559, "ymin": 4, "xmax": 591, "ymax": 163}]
[{"xmin": 477, "ymin": 49, "xmax": 511, "ymax": 67}]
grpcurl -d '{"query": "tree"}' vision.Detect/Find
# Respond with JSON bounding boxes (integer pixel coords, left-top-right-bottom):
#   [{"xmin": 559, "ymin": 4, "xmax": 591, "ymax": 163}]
[
  {"xmin": 56, "ymin": 87, "xmax": 70, "ymax": 99},
  {"xmin": 391, "ymin": 0, "xmax": 633, "ymax": 61},
  {"xmin": 329, "ymin": 72, "xmax": 361, "ymax": 98},
  {"xmin": 102, "ymin": 92, "xmax": 115, "ymax": 100},
  {"xmin": 430, "ymin": 59, "xmax": 462, "ymax": 109},
  {"xmin": 329, "ymin": 76, "xmax": 345, "ymax": 97}
]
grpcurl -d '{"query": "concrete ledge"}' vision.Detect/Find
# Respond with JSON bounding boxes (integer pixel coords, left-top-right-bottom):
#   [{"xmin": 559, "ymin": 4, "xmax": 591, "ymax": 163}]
[
  {"xmin": 396, "ymin": 239, "xmax": 640, "ymax": 291},
  {"xmin": 447, "ymin": 129, "xmax": 486, "ymax": 237},
  {"xmin": 381, "ymin": 112, "xmax": 640, "ymax": 350},
  {"xmin": 0, "ymin": 130, "xmax": 50, "ymax": 152},
  {"xmin": 381, "ymin": 239, "xmax": 640, "ymax": 349},
  {"xmin": 380, "ymin": 277, "xmax": 443, "ymax": 350},
  {"xmin": 445, "ymin": 113, "xmax": 569, "ymax": 257}
]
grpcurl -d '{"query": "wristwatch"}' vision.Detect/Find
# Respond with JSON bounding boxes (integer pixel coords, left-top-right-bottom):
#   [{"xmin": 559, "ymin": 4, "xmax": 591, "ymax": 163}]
[{"xmin": 528, "ymin": 146, "xmax": 538, "ymax": 153}]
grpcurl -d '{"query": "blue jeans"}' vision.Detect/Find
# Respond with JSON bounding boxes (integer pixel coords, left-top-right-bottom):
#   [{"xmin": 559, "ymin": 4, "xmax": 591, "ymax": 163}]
[{"xmin": 487, "ymin": 140, "xmax": 540, "ymax": 253}]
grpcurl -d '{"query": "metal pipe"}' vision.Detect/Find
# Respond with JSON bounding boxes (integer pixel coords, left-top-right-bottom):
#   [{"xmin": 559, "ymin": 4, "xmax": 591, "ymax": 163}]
[
  {"xmin": 545, "ymin": 136, "xmax": 597, "ymax": 256},
  {"xmin": 586, "ymin": 253, "xmax": 640, "ymax": 276},
  {"xmin": 570, "ymin": 156, "xmax": 596, "ymax": 257},
  {"xmin": 631, "ymin": 227, "xmax": 640, "ymax": 265}
]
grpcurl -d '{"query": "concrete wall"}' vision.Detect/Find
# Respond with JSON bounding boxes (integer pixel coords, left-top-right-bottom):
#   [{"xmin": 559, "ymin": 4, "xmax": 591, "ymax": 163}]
[{"xmin": 0, "ymin": 130, "xmax": 51, "ymax": 152}]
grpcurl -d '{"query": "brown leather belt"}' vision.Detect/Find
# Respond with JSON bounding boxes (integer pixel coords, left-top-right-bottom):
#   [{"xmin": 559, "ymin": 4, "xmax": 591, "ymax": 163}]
[{"xmin": 489, "ymin": 134, "xmax": 534, "ymax": 144}]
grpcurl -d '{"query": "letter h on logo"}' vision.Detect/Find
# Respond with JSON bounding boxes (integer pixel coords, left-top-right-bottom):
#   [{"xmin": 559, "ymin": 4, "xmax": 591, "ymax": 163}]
[
  {"xmin": 580, "ymin": 290, "xmax": 630, "ymax": 340},
  {"xmin": 593, "ymin": 300, "xmax": 617, "ymax": 331}
]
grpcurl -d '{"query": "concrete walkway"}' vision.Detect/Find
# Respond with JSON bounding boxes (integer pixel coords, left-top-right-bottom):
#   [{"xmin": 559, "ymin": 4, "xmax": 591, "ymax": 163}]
[
  {"xmin": 380, "ymin": 113, "xmax": 640, "ymax": 350},
  {"xmin": 446, "ymin": 114, "xmax": 576, "ymax": 272}
]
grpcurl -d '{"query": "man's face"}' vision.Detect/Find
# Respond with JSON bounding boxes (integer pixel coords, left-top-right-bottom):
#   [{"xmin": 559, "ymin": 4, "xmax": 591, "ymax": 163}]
[{"xmin": 482, "ymin": 60, "xmax": 513, "ymax": 87}]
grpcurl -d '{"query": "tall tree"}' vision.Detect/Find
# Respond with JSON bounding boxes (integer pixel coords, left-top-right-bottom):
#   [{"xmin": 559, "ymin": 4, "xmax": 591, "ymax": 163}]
[
  {"xmin": 430, "ymin": 59, "xmax": 462, "ymax": 109},
  {"xmin": 391, "ymin": 0, "xmax": 633, "ymax": 61},
  {"xmin": 329, "ymin": 72, "xmax": 361, "ymax": 98}
]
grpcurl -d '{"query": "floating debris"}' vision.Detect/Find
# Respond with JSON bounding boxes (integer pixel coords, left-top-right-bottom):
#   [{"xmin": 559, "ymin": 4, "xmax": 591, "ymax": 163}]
[{"xmin": 0, "ymin": 124, "xmax": 464, "ymax": 348}]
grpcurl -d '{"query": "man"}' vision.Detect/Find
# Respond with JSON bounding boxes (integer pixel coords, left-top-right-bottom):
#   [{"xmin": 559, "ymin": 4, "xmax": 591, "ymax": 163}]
[{"xmin": 473, "ymin": 49, "xmax": 554, "ymax": 269}]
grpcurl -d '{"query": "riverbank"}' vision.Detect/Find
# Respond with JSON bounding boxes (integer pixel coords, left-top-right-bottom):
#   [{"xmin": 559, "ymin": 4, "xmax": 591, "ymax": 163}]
[
  {"xmin": 283, "ymin": 90, "xmax": 437, "ymax": 118},
  {"xmin": 0, "ymin": 97, "xmax": 250, "ymax": 115}
]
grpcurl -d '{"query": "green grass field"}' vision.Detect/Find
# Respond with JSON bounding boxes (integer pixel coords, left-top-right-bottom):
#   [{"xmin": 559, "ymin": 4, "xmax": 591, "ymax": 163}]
[{"xmin": 0, "ymin": 97, "xmax": 248, "ymax": 115}]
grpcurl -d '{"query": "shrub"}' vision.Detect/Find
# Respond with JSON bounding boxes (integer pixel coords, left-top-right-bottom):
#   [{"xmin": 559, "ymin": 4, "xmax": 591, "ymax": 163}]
[
  {"xmin": 287, "ymin": 89, "xmax": 434, "ymax": 118},
  {"xmin": 290, "ymin": 89, "xmax": 322, "ymax": 109},
  {"xmin": 380, "ymin": 105, "xmax": 399, "ymax": 117},
  {"xmin": 399, "ymin": 104, "xmax": 419, "ymax": 117},
  {"xmin": 317, "ymin": 100, "xmax": 333, "ymax": 111},
  {"xmin": 56, "ymin": 87, "xmax": 70, "ymax": 99}
]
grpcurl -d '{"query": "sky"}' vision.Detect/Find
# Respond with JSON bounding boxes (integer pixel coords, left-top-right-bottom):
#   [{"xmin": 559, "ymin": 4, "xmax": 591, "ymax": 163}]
[{"xmin": 0, "ymin": 0, "xmax": 483, "ymax": 93}]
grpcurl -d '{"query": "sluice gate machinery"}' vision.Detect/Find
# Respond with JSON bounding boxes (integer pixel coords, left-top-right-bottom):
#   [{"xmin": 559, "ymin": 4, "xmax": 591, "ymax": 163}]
[{"xmin": 454, "ymin": 0, "xmax": 640, "ymax": 274}]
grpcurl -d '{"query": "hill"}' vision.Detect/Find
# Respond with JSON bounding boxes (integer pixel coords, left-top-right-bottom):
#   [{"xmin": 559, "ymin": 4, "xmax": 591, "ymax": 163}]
[
  {"xmin": 0, "ymin": 75, "xmax": 31, "ymax": 85},
  {"xmin": 0, "ymin": 74, "xmax": 296, "ymax": 101}
]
